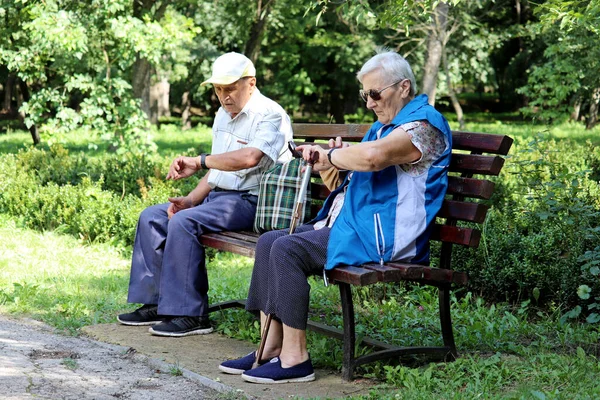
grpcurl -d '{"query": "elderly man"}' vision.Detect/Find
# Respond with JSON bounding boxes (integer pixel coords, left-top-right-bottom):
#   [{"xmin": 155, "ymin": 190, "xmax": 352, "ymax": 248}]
[{"xmin": 117, "ymin": 52, "xmax": 293, "ymax": 337}]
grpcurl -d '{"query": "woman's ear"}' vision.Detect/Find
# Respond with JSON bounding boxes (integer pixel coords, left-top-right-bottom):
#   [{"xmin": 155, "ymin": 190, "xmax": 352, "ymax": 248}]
[{"xmin": 400, "ymin": 79, "xmax": 411, "ymax": 98}]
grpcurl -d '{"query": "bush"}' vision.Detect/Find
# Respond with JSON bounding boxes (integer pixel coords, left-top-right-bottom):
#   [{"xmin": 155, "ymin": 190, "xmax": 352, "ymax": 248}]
[
  {"xmin": 452, "ymin": 136, "xmax": 600, "ymax": 308},
  {"xmin": 0, "ymin": 146, "xmax": 187, "ymax": 250}
]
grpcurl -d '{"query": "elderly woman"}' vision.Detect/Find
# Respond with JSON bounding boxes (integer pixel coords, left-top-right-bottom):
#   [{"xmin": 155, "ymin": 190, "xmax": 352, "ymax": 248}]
[{"xmin": 219, "ymin": 50, "xmax": 452, "ymax": 383}]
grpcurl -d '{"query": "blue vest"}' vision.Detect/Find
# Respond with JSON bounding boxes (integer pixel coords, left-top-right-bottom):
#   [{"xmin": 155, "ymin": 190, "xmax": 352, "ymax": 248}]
[{"xmin": 317, "ymin": 94, "xmax": 452, "ymax": 270}]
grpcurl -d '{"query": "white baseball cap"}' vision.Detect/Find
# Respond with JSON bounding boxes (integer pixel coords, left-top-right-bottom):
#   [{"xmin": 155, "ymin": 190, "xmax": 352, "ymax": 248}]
[{"xmin": 201, "ymin": 52, "xmax": 256, "ymax": 86}]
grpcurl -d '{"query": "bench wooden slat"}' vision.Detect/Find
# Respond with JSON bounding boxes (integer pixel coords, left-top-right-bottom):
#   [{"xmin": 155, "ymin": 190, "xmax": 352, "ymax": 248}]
[
  {"xmin": 450, "ymin": 154, "xmax": 505, "ymax": 176},
  {"xmin": 447, "ymin": 176, "xmax": 496, "ymax": 199},
  {"xmin": 422, "ymin": 267, "xmax": 469, "ymax": 286},
  {"xmin": 293, "ymin": 126, "xmax": 513, "ymax": 157},
  {"xmin": 384, "ymin": 263, "xmax": 425, "ymax": 280},
  {"xmin": 385, "ymin": 263, "xmax": 469, "ymax": 286},
  {"xmin": 430, "ymin": 224, "xmax": 481, "ymax": 247},
  {"xmin": 333, "ymin": 262, "xmax": 469, "ymax": 286},
  {"xmin": 293, "ymin": 123, "xmax": 368, "ymax": 141},
  {"xmin": 310, "ymin": 182, "xmax": 331, "ymax": 201},
  {"xmin": 452, "ymin": 131, "xmax": 513, "ymax": 155},
  {"xmin": 199, "ymin": 233, "xmax": 256, "ymax": 258},
  {"xmin": 362, "ymin": 264, "xmax": 404, "ymax": 282},
  {"xmin": 328, "ymin": 266, "xmax": 379, "ymax": 286},
  {"xmin": 439, "ymin": 200, "xmax": 489, "ymax": 223},
  {"xmin": 216, "ymin": 231, "xmax": 260, "ymax": 243}
]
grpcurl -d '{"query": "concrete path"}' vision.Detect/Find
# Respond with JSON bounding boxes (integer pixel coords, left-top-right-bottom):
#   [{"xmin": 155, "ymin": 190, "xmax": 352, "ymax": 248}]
[
  {"xmin": 0, "ymin": 314, "xmax": 222, "ymax": 399},
  {"xmin": 83, "ymin": 322, "xmax": 375, "ymax": 399}
]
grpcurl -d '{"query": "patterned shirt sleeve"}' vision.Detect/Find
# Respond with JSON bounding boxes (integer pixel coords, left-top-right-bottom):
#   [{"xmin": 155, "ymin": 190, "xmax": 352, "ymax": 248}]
[{"xmin": 399, "ymin": 120, "xmax": 448, "ymax": 176}]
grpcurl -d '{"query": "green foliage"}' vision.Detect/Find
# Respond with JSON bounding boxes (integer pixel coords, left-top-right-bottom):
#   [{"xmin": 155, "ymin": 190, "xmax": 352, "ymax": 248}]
[
  {"xmin": 518, "ymin": 0, "xmax": 600, "ymax": 125},
  {"xmin": 452, "ymin": 135, "xmax": 600, "ymax": 315},
  {"xmin": 0, "ymin": 145, "xmax": 180, "ymax": 249},
  {"xmin": 0, "ymin": 0, "xmax": 196, "ymax": 151}
]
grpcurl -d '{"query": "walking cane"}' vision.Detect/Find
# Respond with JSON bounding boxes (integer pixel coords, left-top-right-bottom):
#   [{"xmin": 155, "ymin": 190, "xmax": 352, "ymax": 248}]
[{"xmin": 252, "ymin": 143, "xmax": 316, "ymax": 369}]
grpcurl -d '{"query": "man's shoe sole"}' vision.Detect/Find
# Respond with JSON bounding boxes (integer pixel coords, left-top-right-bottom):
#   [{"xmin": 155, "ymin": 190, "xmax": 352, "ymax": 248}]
[
  {"xmin": 148, "ymin": 326, "xmax": 214, "ymax": 337},
  {"xmin": 117, "ymin": 317, "xmax": 162, "ymax": 326},
  {"xmin": 241, "ymin": 373, "xmax": 315, "ymax": 384},
  {"xmin": 218, "ymin": 365, "xmax": 245, "ymax": 375}
]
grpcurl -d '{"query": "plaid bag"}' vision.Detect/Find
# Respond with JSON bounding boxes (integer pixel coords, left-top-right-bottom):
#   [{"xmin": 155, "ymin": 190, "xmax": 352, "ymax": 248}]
[{"xmin": 253, "ymin": 158, "xmax": 311, "ymax": 233}]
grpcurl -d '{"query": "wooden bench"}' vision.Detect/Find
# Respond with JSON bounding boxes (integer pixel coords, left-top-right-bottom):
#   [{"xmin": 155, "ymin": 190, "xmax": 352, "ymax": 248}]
[{"xmin": 204, "ymin": 123, "xmax": 513, "ymax": 381}]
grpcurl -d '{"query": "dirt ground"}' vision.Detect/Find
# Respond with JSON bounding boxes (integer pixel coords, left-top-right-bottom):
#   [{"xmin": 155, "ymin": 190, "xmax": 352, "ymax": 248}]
[{"xmin": 0, "ymin": 314, "xmax": 235, "ymax": 400}]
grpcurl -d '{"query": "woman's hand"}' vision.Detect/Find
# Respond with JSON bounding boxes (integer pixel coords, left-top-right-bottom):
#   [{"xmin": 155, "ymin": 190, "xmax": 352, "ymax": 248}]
[
  {"xmin": 327, "ymin": 136, "xmax": 349, "ymax": 150},
  {"xmin": 296, "ymin": 144, "xmax": 328, "ymax": 171},
  {"xmin": 166, "ymin": 156, "xmax": 201, "ymax": 180},
  {"xmin": 167, "ymin": 196, "xmax": 194, "ymax": 219},
  {"xmin": 297, "ymin": 136, "xmax": 348, "ymax": 172}
]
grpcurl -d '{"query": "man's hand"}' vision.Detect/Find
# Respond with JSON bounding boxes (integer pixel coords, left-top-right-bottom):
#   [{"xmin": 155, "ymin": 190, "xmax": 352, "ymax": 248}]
[
  {"xmin": 166, "ymin": 156, "xmax": 201, "ymax": 180},
  {"xmin": 167, "ymin": 196, "xmax": 194, "ymax": 219}
]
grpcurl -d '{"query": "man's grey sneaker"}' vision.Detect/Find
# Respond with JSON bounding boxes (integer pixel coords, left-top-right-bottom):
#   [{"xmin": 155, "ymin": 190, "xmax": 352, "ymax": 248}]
[
  {"xmin": 149, "ymin": 316, "xmax": 213, "ymax": 337},
  {"xmin": 219, "ymin": 351, "xmax": 274, "ymax": 375},
  {"xmin": 117, "ymin": 304, "xmax": 165, "ymax": 326}
]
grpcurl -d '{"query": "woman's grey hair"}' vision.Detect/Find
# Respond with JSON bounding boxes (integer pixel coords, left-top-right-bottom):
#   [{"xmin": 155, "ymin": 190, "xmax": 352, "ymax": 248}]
[{"xmin": 357, "ymin": 49, "xmax": 417, "ymax": 97}]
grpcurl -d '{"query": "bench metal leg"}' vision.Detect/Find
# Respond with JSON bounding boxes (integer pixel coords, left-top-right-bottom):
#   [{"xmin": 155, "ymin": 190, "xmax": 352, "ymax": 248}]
[
  {"xmin": 207, "ymin": 299, "xmax": 246, "ymax": 314},
  {"xmin": 339, "ymin": 282, "xmax": 355, "ymax": 381},
  {"xmin": 438, "ymin": 285, "xmax": 457, "ymax": 360}
]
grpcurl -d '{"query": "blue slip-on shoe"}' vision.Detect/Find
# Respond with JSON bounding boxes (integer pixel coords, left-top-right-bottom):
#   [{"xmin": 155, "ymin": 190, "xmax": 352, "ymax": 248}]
[
  {"xmin": 219, "ymin": 351, "xmax": 273, "ymax": 375},
  {"xmin": 241, "ymin": 357, "xmax": 315, "ymax": 384}
]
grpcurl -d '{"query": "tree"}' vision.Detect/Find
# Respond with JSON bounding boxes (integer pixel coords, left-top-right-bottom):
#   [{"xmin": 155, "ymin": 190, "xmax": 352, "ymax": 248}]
[
  {"xmin": 244, "ymin": 0, "xmax": 277, "ymax": 63},
  {"xmin": 421, "ymin": 2, "xmax": 449, "ymax": 106},
  {"xmin": 0, "ymin": 0, "xmax": 196, "ymax": 147},
  {"xmin": 518, "ymin": 0, "xmax": 600, "ymax": 128},
  {"xmin": 170, "ymin": 0, "xmax": 379, "ymax": 123}
]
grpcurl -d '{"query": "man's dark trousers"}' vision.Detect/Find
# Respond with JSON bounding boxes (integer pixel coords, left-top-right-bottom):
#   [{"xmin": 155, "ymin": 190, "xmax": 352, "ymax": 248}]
[{"xmin": 126, "ymin": 190, "xmax": 257, "ymax": 318}]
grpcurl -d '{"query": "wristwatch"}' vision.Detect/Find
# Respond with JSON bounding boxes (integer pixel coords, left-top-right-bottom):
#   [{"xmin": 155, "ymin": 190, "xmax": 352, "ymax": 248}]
[
  {"xmin": 327, "ymin": 148, "xmax": 340, "ymax": 169},
  {"xmin": 200, "ymin": 153, "xmax": 210, "ymax": 170}
]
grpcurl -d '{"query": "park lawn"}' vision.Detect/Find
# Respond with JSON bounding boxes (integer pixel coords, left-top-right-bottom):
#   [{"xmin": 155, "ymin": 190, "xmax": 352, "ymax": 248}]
[{"xmin": 2, "ymin": 116, "xmax": 600, "ymax": 157}]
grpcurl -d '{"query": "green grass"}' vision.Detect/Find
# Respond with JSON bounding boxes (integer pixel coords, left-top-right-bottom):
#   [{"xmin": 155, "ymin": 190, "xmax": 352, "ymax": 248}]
[
  {"xmin": 0, "ymin": 124, "xmax": 212, "ymax": 159},
  {"xmin": 1, "ymin": 213, "xmax": 599, "ymax": 398},
  {"xmin": 0, "ymin": 213, "xmax": 254, "ymax": 335},
  {"xmin": 3, "ymin": 115, "xmax": 600, "ymax": 158},
  {"xmin": 447, "ymin": 115, "xmax": 600, "ymax": 146}
]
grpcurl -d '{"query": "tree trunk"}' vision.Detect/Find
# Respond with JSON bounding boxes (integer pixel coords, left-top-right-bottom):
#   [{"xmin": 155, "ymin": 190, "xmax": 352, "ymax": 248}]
[
  {"xmin": 132, "ymin": 56, "xmax": 152, "ymax": 119},
  {"xmin": 327, "ymin": 56, "xmax": 345, "ymax": 123},
  {"xmin": 181, "ymin": 91, "xmax": 192, "ymax": 130},
  {"xmin": 131, "ymin": 0, "xmax": 169, "ymax": 120},
  {"xmin": 155, "ymin": 78, "xmax": 170, "ymax": 118},
  {"xmin": 421, "ymin": 2, "xmax": 449, "ymax": 106},
  {"xmin": 17, "ymin": 79, "xmax": 40, "ymax": 145},
  {"xmin": 244, "ymin": 0, "xmax": 275, "ymax": 63},
  {"xmin": 442, "ymin": 47, "xmax": 464, "ymax": 129},
  {"xmin": 149, "ymin": 79, "xmax": 159, "ymax": 126},
  {"xmin": 571, "ymin": 95, "xmax": 582, "ymax": 122},
  {"xmin": 3, "ymin": 73, "xmax": 15, "ymax": 112},
  {"xmin": 586, "ymin": 87, "xmax": 600, "ymax": 129}
]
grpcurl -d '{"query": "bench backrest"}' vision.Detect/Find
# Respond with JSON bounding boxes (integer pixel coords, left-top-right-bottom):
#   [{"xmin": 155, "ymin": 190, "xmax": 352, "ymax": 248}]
[{"xmin": 292, "ymin": 123, "xmax": 513, "ymax": 270}]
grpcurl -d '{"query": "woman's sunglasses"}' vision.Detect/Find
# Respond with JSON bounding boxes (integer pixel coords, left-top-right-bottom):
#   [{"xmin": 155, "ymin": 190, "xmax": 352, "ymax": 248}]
[{"xmin": 359, "ymin": 79, "xmax": 405, "ymax": 102}]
